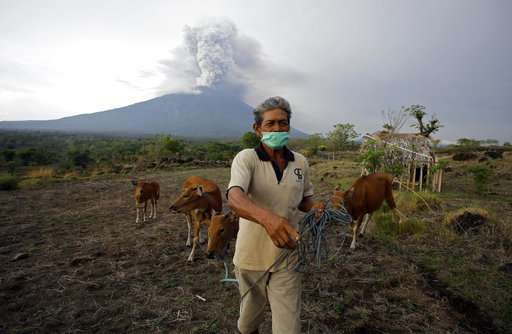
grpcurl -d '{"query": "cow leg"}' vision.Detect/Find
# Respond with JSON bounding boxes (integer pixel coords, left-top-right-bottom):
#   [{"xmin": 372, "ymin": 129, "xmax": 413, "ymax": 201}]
[
  {"xmin": 148, "ymin": 200, "xmax": 153, "ymax": 219},
  {"xmin": 199, "ymin": 223, "xmax": 206, "ymax": 244},
  {"xmin": 188, "ymin": 220, "xmax": 201, "ymax": 262},
  {"xmin": 143, "ymin": 201, "xmax": 148, "ymax": 222},
  {"xmin": 153, "ymin": 199, "xmax": 157, "ymax": 219},
  {"xmin": 359, "ymin": 213, "xmax": 372, "ymax": 236},
  {"xmin": 350, "ymin": 216, "xmax": 364, "ymax": 249},
  {"xmin": 135, "ymin": 203, "xmax": 140, "ymax": 223},
  {"xmin": 186, "ymin": 214, "xmax": 192, "ymax": 247}
]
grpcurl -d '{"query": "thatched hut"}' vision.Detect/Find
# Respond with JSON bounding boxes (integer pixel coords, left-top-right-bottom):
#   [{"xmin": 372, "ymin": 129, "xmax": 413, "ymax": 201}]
[{"xmin": 361, "ymin": 130, "xmax": 444, "ymax": 192}]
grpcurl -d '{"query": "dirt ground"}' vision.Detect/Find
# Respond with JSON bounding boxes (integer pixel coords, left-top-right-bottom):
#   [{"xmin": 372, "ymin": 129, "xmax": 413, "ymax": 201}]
[{"xmin": 1, "ymin": 160, "xmax": 511, "ymax": 333}]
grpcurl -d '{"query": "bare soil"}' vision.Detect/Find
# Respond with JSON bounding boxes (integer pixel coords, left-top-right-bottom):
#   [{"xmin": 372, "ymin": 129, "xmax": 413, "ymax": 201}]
[{"xmin": 1, "ymin": 161, "xmax": 511, "ymax": 333}]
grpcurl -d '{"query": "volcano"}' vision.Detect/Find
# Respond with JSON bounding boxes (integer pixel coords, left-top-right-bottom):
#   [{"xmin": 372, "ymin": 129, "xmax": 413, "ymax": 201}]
[{"xmin": 0, "ymin": 89, "xmax": 308, "ymax": 138}]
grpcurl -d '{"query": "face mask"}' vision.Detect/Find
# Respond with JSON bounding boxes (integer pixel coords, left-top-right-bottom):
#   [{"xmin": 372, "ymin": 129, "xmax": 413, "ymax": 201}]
[{"xmin": 261, "ymin": 131, "xmax": 289, "ymax": 149}]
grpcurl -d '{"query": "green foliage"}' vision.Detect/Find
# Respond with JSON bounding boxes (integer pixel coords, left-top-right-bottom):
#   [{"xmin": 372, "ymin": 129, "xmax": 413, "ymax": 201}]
[
  {"xmin": 0, "ymin": 174, "xmax": 19, "ymax": 190},
  {"xmin": 504, "ymin": 142, "xmax": 511, "ymax": 147},
  {"xmin": 374, "ymin": 210, "xmax": 426, "ymax": 238},
  {"xmin": 457, "ymin": 138, "xmax": 481, "ymax": 149},
  {"xmin": 358, "ymin": 145, "xmax": 385, "ymax": 173},
  {"xmin": 431, "ymin": 159, "xmax": 449, "ymax": 174},
  {"xmin": 358, "ymin": 144, "xmax": 405, "ymax": 177},
  {"xmin": 327, "ymin": 123, "xmax": 358, "ymax": 151},
  {"xmin": 240, "ymin": 131, "xmax": 260, "ymax": 148},
  {"xmin": 468, "ymin": 165, "xmax": 491, "ymax": 194},
  {"xmin": 406, "ymin": 104, "xmax": 442, "ymax": 137},
  {"xmin": 304, "ymin": 133, "xmax": 328, "ymax": 155},
  {"xmin": 1, "ymin": 149, "xmax": 16, "ymax": 162},
  {"xmin": 17, "ymin": 147, "xmax": 55, "ymax": 166},
  {"xmin": 148, "ymin": 135, "xmax": 185, "ymax": 158},
  {"xmin": 67, "ymin": 147, "xmax": 93, "ymax": 169}
]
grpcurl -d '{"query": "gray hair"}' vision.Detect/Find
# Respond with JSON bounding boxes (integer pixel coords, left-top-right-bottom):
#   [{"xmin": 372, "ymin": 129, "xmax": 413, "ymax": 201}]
[{"xmin": 253, "ymin": 96, "xmax": 292, "ymax": 125}]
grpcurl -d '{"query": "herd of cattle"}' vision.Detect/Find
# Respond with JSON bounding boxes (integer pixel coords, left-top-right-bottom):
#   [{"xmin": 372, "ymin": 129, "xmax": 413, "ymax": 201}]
[{"xmin": 131, "ymin": 172, "xmax": 405, "ymax": 262}]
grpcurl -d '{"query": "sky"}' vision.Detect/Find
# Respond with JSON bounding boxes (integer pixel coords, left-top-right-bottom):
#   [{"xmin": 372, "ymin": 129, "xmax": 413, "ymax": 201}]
[{"xmin": 1, "ymin": 0, "xmax": 511, "ymax": 142}]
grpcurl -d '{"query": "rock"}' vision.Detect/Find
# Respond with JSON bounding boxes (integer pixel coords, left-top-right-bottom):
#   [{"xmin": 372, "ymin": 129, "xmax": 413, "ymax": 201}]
[
  {"xmin": 70, "ymin": 256, "xmax": 94, "ymax": 266},
  {"xmin": 499, "ymin": 263, "xmax": 512, "ymax": 275}
]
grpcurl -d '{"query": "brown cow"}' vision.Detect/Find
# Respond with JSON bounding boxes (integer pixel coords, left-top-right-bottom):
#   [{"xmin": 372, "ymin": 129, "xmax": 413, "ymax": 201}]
[
  {"xmin": 330, "ymin": 172, "xmax": 406, "ymax": 249},
  {"xmin": 206, "ymin": 211, "xmax": 239, "ymax": 260},
  {"xmin": 169, "ymin": 176, "xmax": 223, "ymax": 261},
  {"xmin": 131, "ymin": 179, "xmax": 160, "ymax": 223}
]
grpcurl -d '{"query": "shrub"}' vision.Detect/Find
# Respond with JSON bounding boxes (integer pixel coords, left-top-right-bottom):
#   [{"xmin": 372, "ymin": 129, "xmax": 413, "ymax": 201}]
[
  {"xmin": 0, "ymin": 174, "xmax": 19, "ymax": 190},
  {"xmin": 468, "ymin": 165, "xmax": 490, "ymax": 194}
]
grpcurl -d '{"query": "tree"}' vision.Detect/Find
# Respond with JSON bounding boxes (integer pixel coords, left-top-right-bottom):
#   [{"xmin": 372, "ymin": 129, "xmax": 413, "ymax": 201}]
[
  {"xmin": 381, "ymin": 107, "xmax": 409, "ymax": 133},
  {"xmin": 405, "ymin": 104, "xmax": 442, "ymax": 137},
  {"xmin": 241, "ymin": 132, "xmax": 260, "ymax": 148},
  {"xmin": 67, "ymin": 148, "xmax": 93, "ymax": 169},
  {"xmin": 327, "ymin": 123, "xmax": 358, "ymax": 151},
  {"xmin": 304, "ymin": 133, "xmax": 327, "ymax": 155},
  {"xmin": 457, "ymin": 138, "xmax": 480, "ymax": 147}
]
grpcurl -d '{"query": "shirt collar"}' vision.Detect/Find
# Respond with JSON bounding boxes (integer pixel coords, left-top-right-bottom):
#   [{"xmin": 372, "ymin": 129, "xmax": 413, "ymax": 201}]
[{"xmin": 254, "ymin": 143, "xmax": 295, "ymax": 162}]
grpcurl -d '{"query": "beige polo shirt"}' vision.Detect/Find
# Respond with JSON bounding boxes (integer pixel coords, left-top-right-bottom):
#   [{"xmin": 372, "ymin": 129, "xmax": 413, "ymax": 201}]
[{"xmin": 227, "ymin": 144, "xmax": 314, "ymax": 272}]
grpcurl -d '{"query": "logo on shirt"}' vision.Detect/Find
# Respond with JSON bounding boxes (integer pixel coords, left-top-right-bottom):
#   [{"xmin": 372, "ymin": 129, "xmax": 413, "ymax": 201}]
[{"xmin": 294, "ymin": 168, "xmax": 303, "ymax": 182}]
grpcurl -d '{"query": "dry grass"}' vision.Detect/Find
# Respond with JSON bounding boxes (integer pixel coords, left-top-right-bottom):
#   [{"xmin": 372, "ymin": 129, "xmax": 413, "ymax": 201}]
[{"xmin": 26, "ymin": 167, "xmax": 55, "ymax": 179}]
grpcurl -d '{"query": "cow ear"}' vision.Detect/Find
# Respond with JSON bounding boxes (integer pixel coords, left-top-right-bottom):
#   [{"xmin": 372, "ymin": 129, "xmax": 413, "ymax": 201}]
[
  {"xmin": 334, "ymin": 185, "xmax": 340, "ymax": 191},
  {"xmin": 196, "ymin": 185, "xmax": 204, "ymax": 196}
]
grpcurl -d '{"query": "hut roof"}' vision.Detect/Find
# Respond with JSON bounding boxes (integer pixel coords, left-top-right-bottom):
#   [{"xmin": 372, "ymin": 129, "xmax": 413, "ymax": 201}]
[{"xmin": 363, "ymin": 131, "xmax": 436, "ymax": 163}]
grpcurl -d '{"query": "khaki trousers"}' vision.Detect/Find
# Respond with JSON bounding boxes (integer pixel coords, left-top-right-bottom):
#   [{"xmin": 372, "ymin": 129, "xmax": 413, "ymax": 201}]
[{"xmin": 235, "ymin": 267, "xmax": 302, "ymax": 334}]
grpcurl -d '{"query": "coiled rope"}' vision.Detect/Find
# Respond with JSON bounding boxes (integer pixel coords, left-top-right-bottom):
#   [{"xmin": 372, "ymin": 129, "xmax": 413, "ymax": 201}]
[{"xmin": 222, "ymin": 205, "xmax": 353, "ymax": 300}]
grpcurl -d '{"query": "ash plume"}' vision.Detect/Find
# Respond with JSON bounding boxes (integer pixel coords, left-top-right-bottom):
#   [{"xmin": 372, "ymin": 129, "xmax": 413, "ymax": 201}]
[{"xmin": 155, "ymin": 18, "xmax": 302, "ymax": 97}]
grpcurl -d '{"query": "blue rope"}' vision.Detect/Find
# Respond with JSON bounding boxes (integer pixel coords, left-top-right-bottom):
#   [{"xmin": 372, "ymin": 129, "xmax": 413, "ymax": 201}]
[{"xmin": 221, "ymin": 206, "xmax": 353, "ymax": 300}]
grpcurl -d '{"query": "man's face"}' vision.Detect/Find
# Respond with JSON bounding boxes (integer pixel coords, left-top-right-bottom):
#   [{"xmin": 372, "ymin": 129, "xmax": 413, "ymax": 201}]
[{"xmin": 254, "ymin": 108, "xmax": 290, "ymax": 137}]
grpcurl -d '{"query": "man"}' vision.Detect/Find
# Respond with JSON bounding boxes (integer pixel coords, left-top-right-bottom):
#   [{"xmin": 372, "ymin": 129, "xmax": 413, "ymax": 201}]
[{"xmin": 227, "ymin": 96, "xmax": 321, "ymax": 334}]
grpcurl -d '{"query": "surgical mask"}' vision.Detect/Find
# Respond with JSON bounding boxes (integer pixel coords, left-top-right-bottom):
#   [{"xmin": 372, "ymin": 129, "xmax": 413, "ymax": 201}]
[{"xmin": 261, "ymin": 131, "xmax": 289, "ymax": 149}]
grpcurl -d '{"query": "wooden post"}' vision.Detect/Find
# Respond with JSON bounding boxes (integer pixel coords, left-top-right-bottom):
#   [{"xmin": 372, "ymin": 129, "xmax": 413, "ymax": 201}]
[
  {"xmin": 411, "ymin": 161, "xmax": 417, "ymax": 190},
  {"xmin": 419, "ymin": 164, "xmax": 423, "ymax": 191},
  {"xmin": 437, "ymin": 169, "xmax": 443, "ymax": 192}
]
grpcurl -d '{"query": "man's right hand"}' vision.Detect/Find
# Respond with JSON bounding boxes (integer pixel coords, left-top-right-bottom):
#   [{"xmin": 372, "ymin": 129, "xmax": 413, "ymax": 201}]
[{"xmin": 260, "ymin": 213, "xmax": 299, "ymax": 249}]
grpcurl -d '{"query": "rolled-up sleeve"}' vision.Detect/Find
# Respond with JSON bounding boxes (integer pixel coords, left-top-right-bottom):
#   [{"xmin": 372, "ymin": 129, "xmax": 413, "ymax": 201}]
[
  {"xmin": 227, "ymin": 150, "xmax": 254, "ymax": 199},
  {"xmin": 303, "ymin": 159, "xmax": 314, "ymax": 198}
]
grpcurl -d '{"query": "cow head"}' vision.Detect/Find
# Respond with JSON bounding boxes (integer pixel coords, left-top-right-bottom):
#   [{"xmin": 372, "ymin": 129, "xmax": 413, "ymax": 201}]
[
  {"xmin": 330, "ymin": 185, "xmax": 354, "ymax": 209},
  {"xmin": 206, "ymin": 212, "xmax": 239, "ymax": 260},
  {"xmin": 169, "ymin": 184, "xmax": 208, "ymax": 213},
  {"xmin": 132, "ymin": 180, "xmax": 145, "ymax": 205}
]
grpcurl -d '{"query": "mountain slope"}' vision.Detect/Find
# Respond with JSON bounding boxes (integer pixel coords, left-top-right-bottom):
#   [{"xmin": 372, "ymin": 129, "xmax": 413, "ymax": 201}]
[{"xmin": 0, "ymin": 90, "xmax": 308, "ymax": 138}]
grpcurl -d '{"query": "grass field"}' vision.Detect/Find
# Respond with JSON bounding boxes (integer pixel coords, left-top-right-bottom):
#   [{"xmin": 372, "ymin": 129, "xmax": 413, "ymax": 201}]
[{"xmin": 1, "ymin": 153, "xmax": 511, "ymax": 333}]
